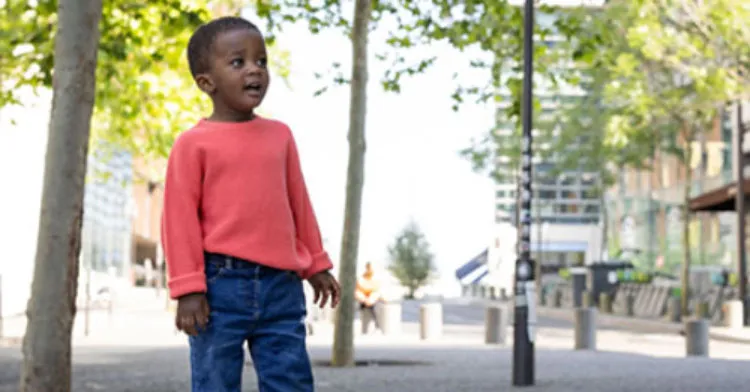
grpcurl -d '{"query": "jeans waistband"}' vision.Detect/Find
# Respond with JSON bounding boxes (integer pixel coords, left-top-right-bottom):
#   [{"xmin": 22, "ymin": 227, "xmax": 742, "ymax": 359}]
[{"xmin": 204, "ymin": 252, "xmax": 258, "ymax": 270}]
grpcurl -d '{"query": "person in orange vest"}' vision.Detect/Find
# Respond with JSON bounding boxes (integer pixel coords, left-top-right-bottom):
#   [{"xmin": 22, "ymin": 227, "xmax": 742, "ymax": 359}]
[{"xmin": 356, "ymin": 262, "xmax": 382, "ymax": 334}]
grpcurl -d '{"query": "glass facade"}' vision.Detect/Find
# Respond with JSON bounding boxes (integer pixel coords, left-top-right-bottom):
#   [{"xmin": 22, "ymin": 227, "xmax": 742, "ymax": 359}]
[
  {"xmin": 80, "ymin": 148, "xmax": 133, "ymax": 278},
  {"xmin": 604, "ymin": 104, "xmax": 739, "ymax": 272},
  {"xmin": 494, "ymin": 11, "xmax": 600, "ymax": 226}
]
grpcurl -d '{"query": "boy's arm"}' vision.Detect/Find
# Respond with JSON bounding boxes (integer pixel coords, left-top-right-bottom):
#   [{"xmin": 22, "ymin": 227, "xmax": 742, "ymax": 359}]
[
  {"xmin": 286, "ymin": 133, "xmax": 334, "ymax": 279},
  {"xmin": 162, "ymin": 135, "xmax": 206, "ymax": 299}
]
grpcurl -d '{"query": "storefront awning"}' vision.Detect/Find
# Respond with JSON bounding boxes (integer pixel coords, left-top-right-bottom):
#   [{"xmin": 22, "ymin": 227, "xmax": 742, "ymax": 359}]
[{"xmin": 689, "ymin": 178, "xmax": 750, "ymax": 212}]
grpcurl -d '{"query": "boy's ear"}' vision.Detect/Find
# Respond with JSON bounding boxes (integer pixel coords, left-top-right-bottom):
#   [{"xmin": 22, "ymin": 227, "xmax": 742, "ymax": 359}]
[{"xmin": 195, "ymin": 74, "xmax": 216, "ymax": 95}]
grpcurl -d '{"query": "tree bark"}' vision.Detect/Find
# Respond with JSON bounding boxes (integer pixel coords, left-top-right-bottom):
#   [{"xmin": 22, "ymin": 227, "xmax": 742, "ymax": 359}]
[
  {"xmin": 20, "ymin": 1, "xmax": 103, "ymax": 391},
  {"xmin": 331, "ymin": 0, "xmax": 371, "ymax": 368}
]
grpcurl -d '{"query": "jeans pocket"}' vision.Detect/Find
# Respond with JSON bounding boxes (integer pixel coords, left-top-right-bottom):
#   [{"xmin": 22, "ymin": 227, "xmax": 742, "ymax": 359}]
[{"xmin": 205, "ymin": 263, "xmax": 226, "ymax": 285}]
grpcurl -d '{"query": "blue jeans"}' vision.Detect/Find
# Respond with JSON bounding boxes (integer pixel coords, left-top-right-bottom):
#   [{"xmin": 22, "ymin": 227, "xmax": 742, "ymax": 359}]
[{"xmin": 189, "ymin": 253, "xmax": 314, "ymax": 392}]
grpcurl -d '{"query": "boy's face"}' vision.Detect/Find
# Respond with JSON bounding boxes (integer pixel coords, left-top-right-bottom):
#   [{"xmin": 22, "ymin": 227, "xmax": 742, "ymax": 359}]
[{"xmin": 196, "ymin": 28, "xmax": 270, "ymax": 117}]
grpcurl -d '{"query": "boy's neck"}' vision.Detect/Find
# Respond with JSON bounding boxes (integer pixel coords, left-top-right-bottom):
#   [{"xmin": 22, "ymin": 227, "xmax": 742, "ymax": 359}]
[{"xmin": 208, "ymin": 108, "xmax": 257, "ymax": 123}]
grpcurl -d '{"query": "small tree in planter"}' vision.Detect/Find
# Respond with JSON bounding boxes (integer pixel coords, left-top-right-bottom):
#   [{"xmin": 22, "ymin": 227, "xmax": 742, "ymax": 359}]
[{"xmin": 387, "ymin": 221, "xmax": 437, "ymax": 299}]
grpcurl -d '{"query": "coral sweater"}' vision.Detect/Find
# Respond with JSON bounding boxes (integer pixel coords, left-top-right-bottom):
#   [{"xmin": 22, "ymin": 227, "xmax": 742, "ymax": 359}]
[{"xmin": 161, "ymin": 117, "xmax": 333, "ymax": 299}]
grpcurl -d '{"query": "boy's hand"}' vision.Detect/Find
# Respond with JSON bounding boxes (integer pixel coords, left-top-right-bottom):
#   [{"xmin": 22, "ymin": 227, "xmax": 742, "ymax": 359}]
[
  {"xmin": 308, "ymin": 271, "xmax": 340, "ymax": 308},
  {"xmin": 176, "ymin": 293, "xmax": 210, "ymax": 336}
]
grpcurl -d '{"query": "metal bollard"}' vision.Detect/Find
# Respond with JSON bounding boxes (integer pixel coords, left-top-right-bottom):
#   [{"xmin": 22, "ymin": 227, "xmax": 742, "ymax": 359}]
[
  {"xmin": 625, "ymin": 294, "xmax": 636, "ymax": 317},
  {"xmin": 419, "ymin": 303, "xmax": 443, "ymax": 340},
  {"xmin": 574, "ymin": 306, "xmax": 596, "ymax": 350},
  {"xmin": 668, "ymin": 297, "xmax": 682, "ymax": 323},
  {"xmin": 485, "ymin": 304, "xmax": 509, "ymax": 345},
  {"xmin": 685, "ymin": 318, "xmax": 709, "ymax": 356}
]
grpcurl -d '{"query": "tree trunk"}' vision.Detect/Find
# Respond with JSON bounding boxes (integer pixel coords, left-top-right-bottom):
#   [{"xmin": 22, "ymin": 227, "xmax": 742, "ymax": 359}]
[
  {"xmin": 331, "ymin": 0, "xmax": 371, "ymax": 368},
  {"xmin": 20, "ymin": 1, "xmax": 103, "ymax": 391},
  {"xmin": 680, "ymin": 137, "xmax": 694, "ymax": 316},
  {"xmin": 599, "ymin": 189, "xmax": 608, "ymax": 260}
]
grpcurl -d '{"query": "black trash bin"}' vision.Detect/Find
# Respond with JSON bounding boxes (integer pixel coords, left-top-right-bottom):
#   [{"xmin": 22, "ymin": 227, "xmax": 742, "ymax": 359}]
[{"xmin": 587, "ymin": 261, "xmax": 634, "ymax": 306}]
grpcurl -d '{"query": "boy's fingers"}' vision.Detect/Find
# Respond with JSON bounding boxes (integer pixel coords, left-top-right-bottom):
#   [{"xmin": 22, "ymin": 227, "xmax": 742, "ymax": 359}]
[
  {"xmin": 318, "ymin": 290, "xmax": 330, "ymax": 309},
  {"xmin": 200, "ymin": 302, "xmax": 211, "ymax": 326},
  {"xmin": 331, "ymin": 281, "xmax": 341, "ymax": 308},
  {"xmin": 196, "ymin": 314, "xmax": 209, "ymax": 331},
  {"xmin": 182, "ymin": 315, "xmax": 199, "ymax": 336},
  {"xmin": 313, "ymin": 284, "xmax": 321, "ymax": 304}
]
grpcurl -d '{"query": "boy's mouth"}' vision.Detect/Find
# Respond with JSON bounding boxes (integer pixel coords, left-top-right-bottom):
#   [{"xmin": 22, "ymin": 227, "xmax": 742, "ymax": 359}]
[{"xmin": 244, "ymin": 82, "xmax": 263, "ymax": 94}]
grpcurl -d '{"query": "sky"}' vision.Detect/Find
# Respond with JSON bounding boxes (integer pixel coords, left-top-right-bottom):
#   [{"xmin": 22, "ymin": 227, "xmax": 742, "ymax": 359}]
[{"xmin": 254, "ymin": 17, "xmax": 499, "ymax": 292}]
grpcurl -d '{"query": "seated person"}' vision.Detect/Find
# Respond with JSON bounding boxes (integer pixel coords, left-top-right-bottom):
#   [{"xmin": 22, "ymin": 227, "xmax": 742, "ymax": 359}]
[{"xmin": 356, "ymin": 262, "xmax": 382, "ymax": 334}]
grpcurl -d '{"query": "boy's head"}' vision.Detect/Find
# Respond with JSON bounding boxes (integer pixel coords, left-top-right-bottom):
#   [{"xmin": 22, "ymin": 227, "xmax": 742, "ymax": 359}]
[{"xmin": 187, "ymin": 17, "xmax": 269, "ymax": 118}]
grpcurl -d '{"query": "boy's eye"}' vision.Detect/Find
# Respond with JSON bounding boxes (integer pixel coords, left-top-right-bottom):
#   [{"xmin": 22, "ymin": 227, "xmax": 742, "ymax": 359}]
[
  {"xmin": 256, "ymin": 57, "xmax": 268, "ymax": 68},
  {"xmin": 230, "ymin": 58, "xmax": 244, "ymax": 68}
]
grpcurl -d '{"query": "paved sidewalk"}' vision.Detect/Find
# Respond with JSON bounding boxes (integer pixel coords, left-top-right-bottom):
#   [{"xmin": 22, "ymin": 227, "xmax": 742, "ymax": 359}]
[
  {"xmin": 4, "ymin": 304, "xmax": 750, "ymax": 391},
  {"xmin": 537, "ymin": 305, "xmax": 750, "ymax": 344},
  {"xmin": 2, "ymin": 333, "xmax": 750, "ymax": 391}
]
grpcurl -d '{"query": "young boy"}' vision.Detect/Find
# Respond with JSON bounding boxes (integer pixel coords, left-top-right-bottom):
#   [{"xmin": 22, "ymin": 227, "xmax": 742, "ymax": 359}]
[{"xmin": 162, "ymin": 16, "xmax": 340, "ymax": 392}]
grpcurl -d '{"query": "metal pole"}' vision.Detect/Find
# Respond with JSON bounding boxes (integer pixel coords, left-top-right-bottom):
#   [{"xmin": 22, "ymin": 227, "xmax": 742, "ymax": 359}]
[
  {"xmin": 536, "ymin": 195, "xmax": 542, "ymax": 294},
  {"xmin": 736, "ymin": 101, "xmax": 748, "ymax": 325},
  {"xmin": 513, "ymin": 0, "xmax": 535, "ymax": 386}
]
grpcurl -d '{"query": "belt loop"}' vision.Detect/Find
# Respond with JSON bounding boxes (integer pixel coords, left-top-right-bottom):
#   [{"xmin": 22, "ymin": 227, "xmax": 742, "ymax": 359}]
[{"xmin": 225, "ymin": 256, "xmax": 232, "ymax": 269}]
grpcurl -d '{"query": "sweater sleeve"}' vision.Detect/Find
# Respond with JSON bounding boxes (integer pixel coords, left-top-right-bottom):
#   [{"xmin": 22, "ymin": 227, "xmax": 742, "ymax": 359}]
[
  {"xmin": 286, "ymin": 132, "xmax": 334, "ymax": 279},
  {"xmin": 162, "ymin": 134, "xmax": 206, "ymax": 299}
]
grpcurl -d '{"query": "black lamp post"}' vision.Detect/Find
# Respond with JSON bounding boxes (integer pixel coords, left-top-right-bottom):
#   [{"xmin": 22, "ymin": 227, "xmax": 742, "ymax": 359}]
[{"xmin": 512, "ymin": 0, "xmax": 536, "ymax": 386}]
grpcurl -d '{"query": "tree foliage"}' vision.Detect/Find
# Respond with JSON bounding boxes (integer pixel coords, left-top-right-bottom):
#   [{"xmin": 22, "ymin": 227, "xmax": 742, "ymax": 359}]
[
  {"xmin": 582, "ymin": 0, "xmax": 743, "ymax": 313},
  {"xmin": 0, "ymin": 0, "xmax": 290, "ymax": 180},
  {"xmin": 387, "ymin": 221, "xmax": 436, "ymax": 299}
]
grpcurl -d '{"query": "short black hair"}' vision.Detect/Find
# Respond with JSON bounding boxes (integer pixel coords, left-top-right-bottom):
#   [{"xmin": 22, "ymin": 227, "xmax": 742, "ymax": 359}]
[{"xmin": 187, "ymin": 16, "xmax": 261, "ymax": 78}]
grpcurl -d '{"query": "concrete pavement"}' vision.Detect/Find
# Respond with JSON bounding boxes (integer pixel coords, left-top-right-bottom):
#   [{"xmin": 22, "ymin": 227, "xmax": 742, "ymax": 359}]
[
  {"xmin": 4, "ymin": 294, "xmax": 750, "ymax": 391},
  {"xmin": 2, "ymin": 327, "xmax": 750, "ymax": 392}
]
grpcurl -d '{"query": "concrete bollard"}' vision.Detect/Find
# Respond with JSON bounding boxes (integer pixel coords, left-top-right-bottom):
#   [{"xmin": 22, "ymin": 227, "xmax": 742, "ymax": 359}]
[
  {"xmin": 380, "ymin": 301, "xmax": 402, "ymax": 336},
  {"xmin": 574, "ymin": 306, "xmax": 596, "ymax": 350},
  {"xmin": 489, "ymin": 286, "xmax": 497, "ymax": 300},
  {"xmin": 419, "ymin": 303, "xmax": 443, "ymax": 340},
  {"xmin": 599, "ymin": 292, "xmax": 612, "ymax": 314},
  {"xmin": 625, "ymin": 294, "xmax": 636, "ymax": 317},
  {"xmin": 685, "ymin": 318, "xmax": 709, "ymax": 356},
  {"xmin": 485, "ymin": 304, "xmax": 509, "ymax": 345},
  {"xmin": 668, "ymin": 297, "xmax": 682, "ymax": 323},
  {"xmin": 724, "ymin": 300, "xmax": 744, "ymax": 328}
]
